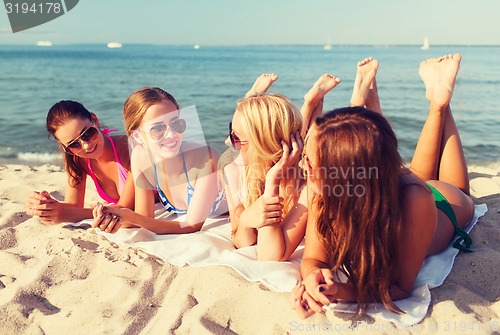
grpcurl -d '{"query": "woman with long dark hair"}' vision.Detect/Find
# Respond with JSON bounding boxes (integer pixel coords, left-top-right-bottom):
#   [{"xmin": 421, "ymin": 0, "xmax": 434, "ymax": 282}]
[
  {"xmin": 293, "ymin": 54, "xmax": 474, "ymax": 317},
  {"xmin": 26, "ymin": 101, "xmax": 133, "ymax": 226}
]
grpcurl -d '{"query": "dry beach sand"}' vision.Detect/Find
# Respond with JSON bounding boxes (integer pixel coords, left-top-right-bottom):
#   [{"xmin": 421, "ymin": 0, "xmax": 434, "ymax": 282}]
[{"xmin": 0, "ymin": 162, "xmax": 499, "ymax": 335}]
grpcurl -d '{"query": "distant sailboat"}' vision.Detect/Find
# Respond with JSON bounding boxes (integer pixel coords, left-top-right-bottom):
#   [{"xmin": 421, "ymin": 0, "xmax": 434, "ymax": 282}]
[
  {"xmin": 107, "ymin": 42, "xmax": 122, "ymax": 48},
  {"xmin": 193, "ymin": 44, "xmax": 200, "ymax": 49},
  {"xmin": 421, "ymin": 37, "xmax": 429, "ymax": 50},
  {"xmin": 36, "ymin": 41, "xmax": 52, "ymax": 47},
  {"xmin": 323, "ymin": 35, "xmax": 332, "ymax": 50}
]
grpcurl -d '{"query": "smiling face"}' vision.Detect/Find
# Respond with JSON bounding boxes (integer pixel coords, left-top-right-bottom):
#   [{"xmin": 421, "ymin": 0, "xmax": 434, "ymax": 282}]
[
  {"xmin": 226, "ymin": 111, "xmax": 250, "ymax": 166},
  {"xmin": 140, "ymin": 99, "xmax": 183, "ymax": 159},
  {"xmin": 54, "ymin": 115, "xmax": 103, "ymax": 159}
]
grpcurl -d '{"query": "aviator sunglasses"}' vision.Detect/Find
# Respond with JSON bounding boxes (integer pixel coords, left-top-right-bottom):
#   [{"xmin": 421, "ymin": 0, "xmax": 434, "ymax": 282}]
[
  {"xmin": 145, "ymin": 118, "xmax": 187, "ymax": 140},
  {"xmin": 61, "ymin": 124, "xmax": 99, "ymax": 154},
  {"xmin": 229, "ymin": 122, "xmax": 248, "ymax": 150}
]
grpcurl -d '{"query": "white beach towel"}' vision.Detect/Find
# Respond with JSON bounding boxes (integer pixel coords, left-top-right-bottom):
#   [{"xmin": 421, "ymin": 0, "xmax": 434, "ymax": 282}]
[{"xmin": 75, "ymin": 204, "xmax": 487, "ymax": 326}]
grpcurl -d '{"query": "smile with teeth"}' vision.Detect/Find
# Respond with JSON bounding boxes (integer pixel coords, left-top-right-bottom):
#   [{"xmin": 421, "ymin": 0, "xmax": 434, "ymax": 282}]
[
  {"xmin": 85, "ymin": 145, "xmax": 97, "ymax": 154},
  {"xmin": 160, "ymin": 140, "xmax": 178, "ymax": 149}
]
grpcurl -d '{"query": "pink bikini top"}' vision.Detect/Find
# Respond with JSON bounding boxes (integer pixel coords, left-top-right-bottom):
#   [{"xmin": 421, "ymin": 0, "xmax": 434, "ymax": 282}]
[{"xmin": 87, "ymin": 129, "xmax": 128, "ymax": 204}]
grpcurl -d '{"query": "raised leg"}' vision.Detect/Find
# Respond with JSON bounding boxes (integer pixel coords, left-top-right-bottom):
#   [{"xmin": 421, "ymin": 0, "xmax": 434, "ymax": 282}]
[
  {"xmin": 350, "ymin": 57, "xmax": 382, "ymax": 115},
  {"xmin": 411, "ymin": 53, "xmax": 473, "ymax": 255},
  {"xmin": 244, "ymin": 73, "xmax": 278, "ymax": 99},
  {"xmin": 300, "ymin": 74, "xmax": 340, "ymax": 137},
  {"xmin": 410, "ymin": 54, "xmax": 468, "ymax": 194}
]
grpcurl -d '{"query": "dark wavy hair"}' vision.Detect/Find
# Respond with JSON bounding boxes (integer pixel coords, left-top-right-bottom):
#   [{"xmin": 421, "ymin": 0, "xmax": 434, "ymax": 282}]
[
  {"xmin": 46, "ymin": 100, "xmax": 93, "ymax": 186},
  {"xmin": 312, "ymin": 106, "xmax": 404, "ymax": 314}
]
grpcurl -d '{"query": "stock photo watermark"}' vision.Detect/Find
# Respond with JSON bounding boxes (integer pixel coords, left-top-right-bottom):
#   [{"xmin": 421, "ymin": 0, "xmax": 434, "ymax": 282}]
[
  {"xmin": 3, "ymin": 0, "xmax": 79, "ymax": 33},
  {"xmin": 243, "ymin": 163, "xmax": 379, "ymax": 198},
  {"xmin": 289, "ymin": 320, "xmax": 499, "ymax": 333}
]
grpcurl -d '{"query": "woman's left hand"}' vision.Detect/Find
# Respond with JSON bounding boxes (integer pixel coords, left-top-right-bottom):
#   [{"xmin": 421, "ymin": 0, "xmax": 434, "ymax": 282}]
[
  {"xmin": 290, "ymin": 281, "xmax": 325, "ymax": 319},
  {"xmin": 92, "ymin": 203, "xmax": 135, "ymax": 233}
]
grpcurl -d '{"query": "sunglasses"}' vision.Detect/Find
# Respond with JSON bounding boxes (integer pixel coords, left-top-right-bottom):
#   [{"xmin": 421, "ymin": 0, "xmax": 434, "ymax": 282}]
[
  {"xmin": 62, "ymin": 124, "xmax": 99, "ymax": 154},
  {"xmin": 229, "ymin": 122, "xmax": 248, "ymax": 150},
  {"xmin": 145, "ymin": 119, "xmax": 187, "ymax": 140}
]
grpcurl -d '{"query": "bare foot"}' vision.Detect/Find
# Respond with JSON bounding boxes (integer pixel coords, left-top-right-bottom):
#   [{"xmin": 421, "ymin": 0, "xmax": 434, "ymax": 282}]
[
  {"xmin": 304, "ymin": 74, "xmax": 341, "ymax": 105},
  {"xmin": 419, "ymin": 53, "xmax": 461, "ymax": 108},
  {"xmin": 350, "ymin": 57, "xmax": 379, "ymax": 107},
  {"xmin": 245, "ymin": 73, "xmax": 278, "ymax": 99}
]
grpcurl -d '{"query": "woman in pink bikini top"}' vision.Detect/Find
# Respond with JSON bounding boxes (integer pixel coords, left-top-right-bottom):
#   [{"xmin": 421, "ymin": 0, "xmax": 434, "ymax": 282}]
[{"xmin": 26, "ymin": 100, "xmax": 134, "ymax": 225}]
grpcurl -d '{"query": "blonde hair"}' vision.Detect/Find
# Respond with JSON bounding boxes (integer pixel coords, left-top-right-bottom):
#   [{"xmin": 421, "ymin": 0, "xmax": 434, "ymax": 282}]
[
  {"xmin": 123, "ymin": 87, "xmax": 179, "ymax": 135},
  {"xmin": 237, "ymin": 94, "xmax": 303, "ymax": 215}
]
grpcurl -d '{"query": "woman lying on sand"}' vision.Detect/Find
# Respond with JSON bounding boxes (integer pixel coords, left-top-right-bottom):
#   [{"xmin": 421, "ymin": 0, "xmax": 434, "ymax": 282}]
[
  {"xmin": 222, "ymin": 73, "xmax": 340, "ymax": 261},
  {"xmin": 26, "ymin": 101, "xmax": 133, "ymax": 225},
  {"xmin": 292, "ymin": 54, "xmax": 474, "ymax": 317},
  {"xmin": 92, "ymin": 87, "xmax": 226, "ymax": 234}
]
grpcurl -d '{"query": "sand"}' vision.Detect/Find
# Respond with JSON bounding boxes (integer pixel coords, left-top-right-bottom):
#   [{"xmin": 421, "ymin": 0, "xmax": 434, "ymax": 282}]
[{"xmin": 0, "ymin": 162, "xmax": 499, "ymax": 335}]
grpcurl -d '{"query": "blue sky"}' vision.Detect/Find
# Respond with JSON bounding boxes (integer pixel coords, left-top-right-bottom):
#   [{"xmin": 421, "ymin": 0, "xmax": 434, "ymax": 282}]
[{"xmin": 1, "ymin": 0, "xmax": 499, "ymax": 45}]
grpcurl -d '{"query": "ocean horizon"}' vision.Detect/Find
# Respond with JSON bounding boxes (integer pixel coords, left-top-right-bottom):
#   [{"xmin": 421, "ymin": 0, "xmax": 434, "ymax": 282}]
[{"xmin": 0, "ymin": 44, "xmax": 498, "ymax": 166}]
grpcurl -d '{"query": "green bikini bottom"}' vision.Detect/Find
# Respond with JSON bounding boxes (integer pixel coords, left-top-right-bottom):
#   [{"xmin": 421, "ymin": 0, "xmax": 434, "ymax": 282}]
[{"xmin": 426, "ymin": 183, "xmax": 473, "ymax": 253}]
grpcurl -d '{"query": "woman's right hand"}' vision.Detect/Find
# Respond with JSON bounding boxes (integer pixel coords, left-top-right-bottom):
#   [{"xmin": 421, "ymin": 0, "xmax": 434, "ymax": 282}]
[
  {"xmin": 265, "ymin": 132, "xmax": 303, "ymax": 186},
  {"xmin": 239, "ymin": 195, "xmax": 284, "ymax": 229}
]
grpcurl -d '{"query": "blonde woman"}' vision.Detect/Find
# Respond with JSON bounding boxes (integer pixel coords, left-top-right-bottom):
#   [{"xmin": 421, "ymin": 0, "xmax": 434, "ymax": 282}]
[
  {"xmin": 93, "ymin": 87, "xmax": 226, "ymax": 234},
  {"xmin": 222, "ymin": 93, "xmax": 308, "ymax": 261}
]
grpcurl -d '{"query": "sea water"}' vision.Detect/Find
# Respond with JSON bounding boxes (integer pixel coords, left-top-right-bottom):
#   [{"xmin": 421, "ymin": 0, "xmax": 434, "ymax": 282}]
[{"xmin": 0, "ymin": 44, "xmax": 498, "ymax": 166}]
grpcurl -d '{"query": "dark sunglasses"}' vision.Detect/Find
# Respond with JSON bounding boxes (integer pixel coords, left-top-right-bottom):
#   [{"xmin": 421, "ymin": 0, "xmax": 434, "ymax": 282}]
[
  {"xmin": 146, "ymin": 118, "xmax": 187, "ymax": 140},
  {"xmin": 229, "ymin": 122, "xmax": 248, "ymax": 150},
  {"xmin": 62, "ymin": 125, "xmax": 99, "ymax": 154}
]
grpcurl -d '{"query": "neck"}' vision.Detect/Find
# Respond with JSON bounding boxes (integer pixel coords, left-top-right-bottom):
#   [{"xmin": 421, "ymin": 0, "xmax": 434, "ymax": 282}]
[{"xmin": 94, "ymin": 133, "xmax": 115, "ymax": 163}]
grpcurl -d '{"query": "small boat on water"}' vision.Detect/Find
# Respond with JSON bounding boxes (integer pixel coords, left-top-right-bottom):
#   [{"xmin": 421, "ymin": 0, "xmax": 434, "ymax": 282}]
[
  {"xmin": 193, "ymin": 44, "xmax": 200, "ymax": 49},
  {"xmin": 421, "ymin": 37, "xmax": 430, "ymax": 50},
  {"xmin": 323, "ymin": 34, "xmax": 332, "ymax": 50},
  {"xmin": 36, "ymin": 41, "xmax": 52, "ymax": 47},
  {"xmin": 107, "ymin": 42, "xmax": 122, "ymax": 48}
]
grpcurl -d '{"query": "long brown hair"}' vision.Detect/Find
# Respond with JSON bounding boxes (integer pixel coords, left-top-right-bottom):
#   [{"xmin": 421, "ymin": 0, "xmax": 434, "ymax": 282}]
[
  {"xmin": 46, "ymin": 100, "xmax": 93, "ymax": 186},
  {"xmin": 312, "ymin": 107, "xmax": 404, "ymax": 314},
  {"xmin": 123, "ymin": 87, "xmax": 179, "ymax": 136}
]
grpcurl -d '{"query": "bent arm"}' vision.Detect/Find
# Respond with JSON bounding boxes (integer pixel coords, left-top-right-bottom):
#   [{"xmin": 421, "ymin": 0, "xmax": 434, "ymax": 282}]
[
  {"xmin": 27, "ymin": 172, "xmax": 93, "ymax": 224},
  {"xmin": 129, "ymin": 161, "xmax": 221, "ymax": 235},
  {"xmin": 223, "ymin": 162, "xmax": 257, "ymax": 247},
  {"xmin": 257, "ymin": 186, "xmax": 308, "ymax": 261},
  {"xmin": 231, "ymin": 203, "xmax": 257, "ymax": 248},
  {"xmin": 300, "ymin": 193, "xmax": 331, "ymax": 278}
]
